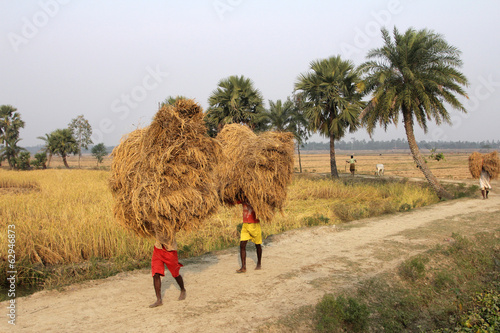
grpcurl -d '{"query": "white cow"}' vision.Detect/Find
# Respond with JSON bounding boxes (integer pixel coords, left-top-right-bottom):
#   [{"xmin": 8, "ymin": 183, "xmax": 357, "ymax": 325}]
[{"xmin": 376, "ymin": 164, "xmax": 384, "ymax": 176}]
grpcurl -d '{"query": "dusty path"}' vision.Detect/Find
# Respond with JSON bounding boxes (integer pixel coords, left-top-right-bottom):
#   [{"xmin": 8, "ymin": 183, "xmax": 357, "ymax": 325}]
[{"xmin": 3, "ymin": 192, "xmax": 499, "ymax": 333}]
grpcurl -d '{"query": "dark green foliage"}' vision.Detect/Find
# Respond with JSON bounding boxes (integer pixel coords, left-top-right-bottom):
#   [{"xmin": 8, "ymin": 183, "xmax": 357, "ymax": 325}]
[
  {"xmin": 0, "ymin": 105, "xmax": 25, "ymax": 168},
  {"xmin": 399, "ymin": 257, "xmax": 428, "ymax": 281},
  {"xmin": 303, "ymin": 214, "xmax": 330, "ymax": 226},
  {"xmin": 14, "ymin": 151, "xmax": 31, "ymax": 170},
  {"xmin": 205, "ymin": 75, "xmax": 265, "ymax": 133},
  {"xmin": 32, "ymin": 152, "xmax": 47, "ymax": 169},
  {"xmin": 315, "ymin": 294, "xmax": 370, "ymax": 332},
  {"xmin": 91, "ymin": 143, "xmax": 107, "ymax": 165}
]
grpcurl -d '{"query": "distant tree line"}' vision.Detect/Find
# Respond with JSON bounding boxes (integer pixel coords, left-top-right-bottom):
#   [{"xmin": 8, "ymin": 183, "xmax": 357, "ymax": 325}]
[{"xmin": 302, "ymin": 139, "xmax": 500, "ymax": 151}]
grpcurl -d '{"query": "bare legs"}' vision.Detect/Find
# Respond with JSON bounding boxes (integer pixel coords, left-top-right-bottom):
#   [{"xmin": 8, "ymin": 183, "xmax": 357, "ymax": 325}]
[
  {"xmin": 150, "ymin": 273, "xmax": 186, "ymax": 308},
  {"xmin": 481, "ymin": 189, "xmax": 489, "ymax": 199},
  {"xmin": 175, "ymin": 275, "xmax": 186, "ymax": 300},
  {"xmin": 237, "ymin": 241, "xmax": 262, "ymax": 273}
]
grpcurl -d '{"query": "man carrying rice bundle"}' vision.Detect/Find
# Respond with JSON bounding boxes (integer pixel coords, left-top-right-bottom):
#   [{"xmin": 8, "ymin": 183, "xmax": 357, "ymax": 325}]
[
  {"xmin": 480, "ymin": 168, "xmax": 492, "ymax": 199},
  {"xmin": 110, "ymin": 99, "xmax": 222, "ymax": 307},
  {"xmin": 150, "ymin": 226, "xmax": 186, "ymax": 307},
  {"xmin": 232, "ymin": 200, "xmax": 262, "ymax": 273},
  {"xmin": 468, "ymin": 151, "xmax": 498, "ymax": 200}
]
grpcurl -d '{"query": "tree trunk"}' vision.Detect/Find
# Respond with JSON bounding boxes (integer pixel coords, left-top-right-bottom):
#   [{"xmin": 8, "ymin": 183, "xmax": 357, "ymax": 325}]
[
  {"xmin": 329, "ymin": 134, "xmax": 339, "ymax": 178},
  {"xmin": 62, "ymin": 154, "xmax": 70, "ymax": 169},
  {"xmin": 47, "ymin": 153, "xmax": 52, "ymax": 168},
  {"xmin": 402, "ymin": 109, "xmax": 453, "ymax": 200},
  {"xmin": 297, "ymin": 143, "xmax": 302, "ymax": 173}
]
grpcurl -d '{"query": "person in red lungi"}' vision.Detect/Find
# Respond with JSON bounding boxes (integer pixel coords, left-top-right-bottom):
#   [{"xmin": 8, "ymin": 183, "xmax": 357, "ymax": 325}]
[{"xmin": 149, "ymin": 229, "xmax": 186, "ymax": 308}]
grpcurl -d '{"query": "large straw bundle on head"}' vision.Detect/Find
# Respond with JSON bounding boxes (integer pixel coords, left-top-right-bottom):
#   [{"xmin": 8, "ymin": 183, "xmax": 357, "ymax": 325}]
[
  {"xmin": 483, "ymin": 151, "xmax": 499, "ymax": 179},
  {"xmin": 216, "ymin": 124, "xmax": 295, "ymax": 222},
  {"xmin": 109, "ymin": 99, "xmax": 222, "ymax": 242},
  {"xmin": 468, "ymin": 151, "xmax": 499, "ymax": 179},
  {"xmin": 468, "ymin": 152, "xmax": 483, "ymax": 179}
]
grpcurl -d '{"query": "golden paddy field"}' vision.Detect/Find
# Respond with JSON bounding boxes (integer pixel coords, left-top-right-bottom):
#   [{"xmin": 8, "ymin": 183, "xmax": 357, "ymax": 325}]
[{"xmin": 0, "ymin": 149, "xmax": 483, "ymax": 296}]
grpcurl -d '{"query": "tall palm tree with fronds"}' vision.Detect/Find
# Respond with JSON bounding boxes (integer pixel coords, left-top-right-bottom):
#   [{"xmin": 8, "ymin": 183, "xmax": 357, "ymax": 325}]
[
  {"xmin": 37, "ymin": 133, "xmax": 56, "ymax": 167},
  {"xmin": 264, "ymin": 98, "xmax": 296, "ymax": 131},
  {"xmin": 264, "ymin": 97, "xmax": 310, "ymax": 172},
  {"xmin": 205, "ymin": 75, "xmax": 265, "ymax": 133},
  {"xmin": 360, "ymin": 27, "xmax": 469, "ymax": 199},
  {"xmin": 0, "ymin": 105, "xmax": 25, "ymax": 167},
  {"xmin": 295, "ymin": 55, "xmax": 364, "ymax": 178}
]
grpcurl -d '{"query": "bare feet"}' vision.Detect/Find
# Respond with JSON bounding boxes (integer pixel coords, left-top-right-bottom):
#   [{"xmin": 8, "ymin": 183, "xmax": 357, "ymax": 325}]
[
  {"xmin": 255, "ymin": 264, "xmax": 261, "ymax": 270},
  {"xmin": 178, "ymin": 290, "xmax": 186, "ymax": 301},
  {"xmin": 149, "ymin": 300, "xmax": 163, "ymax": 308},
  {"xmin": 236, "ymin": 268, "xmax": 246, "ymax": 273}
]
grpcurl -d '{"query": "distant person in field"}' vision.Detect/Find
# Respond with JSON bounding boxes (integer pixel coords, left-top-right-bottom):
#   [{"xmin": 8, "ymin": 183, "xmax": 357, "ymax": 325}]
[
  {"xmin": 232, "ymin": 200, "xmax": 262, "ymax": 273},
  {"xmin": 479, "ymin": 167, "xmax": 492, "ymax": 199},
  {"xmin": 346, "ymin": 155, "xmax": 357, "ymax": 176},
  {"xmin": 149, "ymin": 228, "xmax": 186, "ymax": 308}
]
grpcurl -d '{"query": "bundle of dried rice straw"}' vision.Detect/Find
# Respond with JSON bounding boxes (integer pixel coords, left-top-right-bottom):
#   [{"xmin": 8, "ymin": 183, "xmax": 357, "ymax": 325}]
[
  {"xmin": 109, "ymin": 99, "xmax": 222, "ymax": 241},
  {"xmin": 215, "ymin": 124, "xmax": 295, "ymax": 222},
  {"xmin": 468, "ymin": 151, "xmax": 499, "ymax": 179}
]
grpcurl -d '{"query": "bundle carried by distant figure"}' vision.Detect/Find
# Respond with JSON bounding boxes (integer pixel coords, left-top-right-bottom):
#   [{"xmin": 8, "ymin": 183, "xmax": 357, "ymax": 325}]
[
  {"xmin": 109, "ymin": 99, "xmax": 222, "ymax": 242},
  {"xmin": 215, "ymin": 124, "xmax": 295, "ymax": 222},
  {"xmin": 468, "ymin": 151, "xmax": 499, "ymax": 179}
]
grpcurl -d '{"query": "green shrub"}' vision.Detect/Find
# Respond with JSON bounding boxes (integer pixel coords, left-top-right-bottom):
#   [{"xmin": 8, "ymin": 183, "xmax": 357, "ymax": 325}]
[
  {"xmin": 399, "ymin": 257, "xmax": 428, "ymax": 281},
  {"xmin": 315, "ymin": 294, "xmax": 370, "ymax": 332},
  {"xmin": 303, "ymin": 214, "xmax": 330, "ymax": 226}
]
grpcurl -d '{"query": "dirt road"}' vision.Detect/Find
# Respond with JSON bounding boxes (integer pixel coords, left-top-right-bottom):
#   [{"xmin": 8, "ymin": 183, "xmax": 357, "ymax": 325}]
[{"xmin": 3, "ymin": 191, "xmax": 499, "ymax": 333}]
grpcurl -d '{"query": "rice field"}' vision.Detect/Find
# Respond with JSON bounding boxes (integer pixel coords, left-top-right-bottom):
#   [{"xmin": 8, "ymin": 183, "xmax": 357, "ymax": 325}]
[
  {"xmin": 295, "ymin": 149, "xmax": 478, "ymax": 179},
  {"xmin": 0, "ymin": 150, "xmax": 478, "ymax": 296}
]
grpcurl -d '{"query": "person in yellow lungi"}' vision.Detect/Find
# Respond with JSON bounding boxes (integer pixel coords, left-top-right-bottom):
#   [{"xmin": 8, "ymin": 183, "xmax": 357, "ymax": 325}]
[{"xmin": 234, "ymin": 201, "xmax": 262, "ymax": 273}]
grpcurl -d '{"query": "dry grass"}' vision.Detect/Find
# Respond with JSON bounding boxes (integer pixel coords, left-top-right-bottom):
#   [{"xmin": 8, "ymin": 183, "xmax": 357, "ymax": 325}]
[
  {"xmin": 468, "ymin": 151, "xmax": 499, "ymax": 179},
  {"xmin": 109, "ymin": 99, "xmax": 222, "ymax": 242},
  {"xmin": 0, "ymin": 169, "xmax": 152, "ymax": 290},
  {"xmin": 2, "ymin": 150, "xmax": 475, "ymax": 294},
  {"xmin": 215, "ymin": 124, "xmax": 295, "ymax": 222}
]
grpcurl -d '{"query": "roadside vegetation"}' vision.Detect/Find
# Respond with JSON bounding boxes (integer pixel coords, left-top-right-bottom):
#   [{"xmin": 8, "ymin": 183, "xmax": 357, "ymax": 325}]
[
  {"xmin": 0, "ymin": 169, "xmax": 476, "ymax": 300},
  {"xmin": 263, "ymin": 231, "xmax": 500, "ymax": 332}
]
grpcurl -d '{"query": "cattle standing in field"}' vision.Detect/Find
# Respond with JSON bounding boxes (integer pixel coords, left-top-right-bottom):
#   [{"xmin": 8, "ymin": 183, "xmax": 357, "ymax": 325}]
[{"xmin": 376, "ymin": 164, "xmax": 384, "ymax": 176}]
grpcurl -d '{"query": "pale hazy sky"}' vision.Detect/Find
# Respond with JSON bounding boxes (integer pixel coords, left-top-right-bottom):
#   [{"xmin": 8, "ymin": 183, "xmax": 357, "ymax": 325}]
[{"xmin": 1, "ymin": 0, "xmax": 499, "ymax": 147}]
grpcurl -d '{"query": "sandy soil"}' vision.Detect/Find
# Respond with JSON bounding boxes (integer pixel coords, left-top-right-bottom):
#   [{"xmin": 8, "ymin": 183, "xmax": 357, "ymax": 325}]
[{"xmin": 2, "ymin": 184, "xmax": 499, "ymax": 333}]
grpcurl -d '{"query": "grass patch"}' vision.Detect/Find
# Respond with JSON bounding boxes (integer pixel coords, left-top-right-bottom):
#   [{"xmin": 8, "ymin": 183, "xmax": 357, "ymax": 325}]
[{"xmin": 310, "ymin": 232, "xmax": 500, "ymax": 332}]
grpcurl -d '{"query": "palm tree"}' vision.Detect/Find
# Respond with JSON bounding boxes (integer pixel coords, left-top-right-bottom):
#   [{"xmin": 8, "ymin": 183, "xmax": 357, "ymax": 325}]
[
  {"xmin": 160, "ymin": 95, "xmax": 189, "ymax": 107},
  {"xmin": 37, "ymin": 133, "xmax": 56, "ymax": 167},
  {"xmin": 360, "ymin": 27, "xmax": 469, "ymax": 199},
  {"xmin": 205, "ymin": 75, "xmax": 265, "ymax": 133},
  {"xmin": 0, "ymin": 105, "xmax": 25, "ymax": 167},
  {"xmin": 291, "ymin": 93, "xmax": 310, "ymax": 173},
  {"xmin": 263, "ymin": 97, "xmax": 310, "ymax": 172},
  {"xmin": 264, "ymin": 99, "xmax": 296, "ymax": 131},
  {"xmin": 50, "ymin": 129, "xmax": 78, "ymax": 168},
  {"xmin": 295, "ymin": 55, "xmax": 364, "ymax": 178},
  {"xmin": 0, "ymin": 137, "xmax": 25, "ymax": 169}
]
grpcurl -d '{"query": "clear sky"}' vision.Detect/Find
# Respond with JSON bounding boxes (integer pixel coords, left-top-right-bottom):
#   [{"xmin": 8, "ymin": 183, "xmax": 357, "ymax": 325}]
[{"xmin": 1, "ymin": 0, "xmax": 499, "ymax": 147}]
